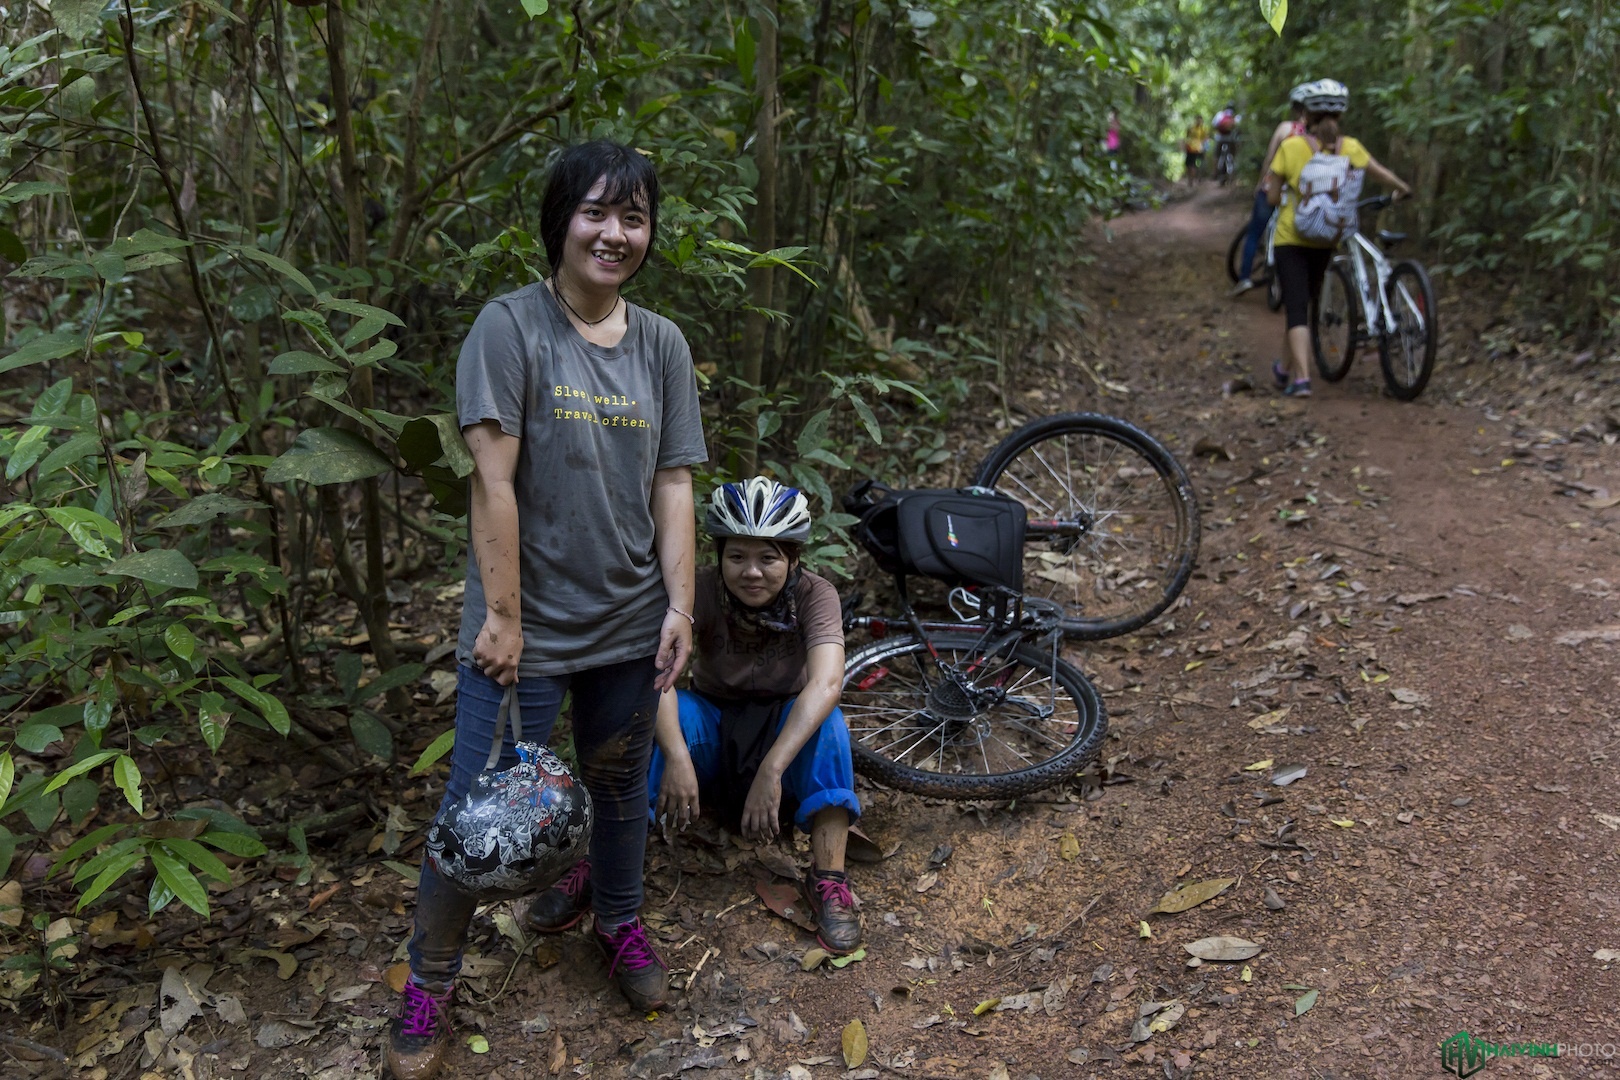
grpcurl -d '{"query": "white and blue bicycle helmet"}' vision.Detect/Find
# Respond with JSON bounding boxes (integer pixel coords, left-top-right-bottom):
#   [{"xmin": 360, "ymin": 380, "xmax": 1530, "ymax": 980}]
[
  {"xmin": 1295, "ymin": 78, "xmax": 1349, "ymax": 114},
  {"xmin": 706, "ymin": 477, "xmax": 813, "ymax": 544}
]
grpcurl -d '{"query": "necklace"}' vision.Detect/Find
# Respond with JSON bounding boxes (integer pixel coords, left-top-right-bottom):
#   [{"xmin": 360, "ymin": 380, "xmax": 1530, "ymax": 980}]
[{"xmin": 549, "ymin": 277, "xmax": 620, "ymax": 327}]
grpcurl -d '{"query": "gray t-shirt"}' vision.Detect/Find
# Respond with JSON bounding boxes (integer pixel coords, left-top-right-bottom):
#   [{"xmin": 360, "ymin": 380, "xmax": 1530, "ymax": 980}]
[{"xmin": 455, "ymin": 282, "xmax": 707, "ymax": 677}]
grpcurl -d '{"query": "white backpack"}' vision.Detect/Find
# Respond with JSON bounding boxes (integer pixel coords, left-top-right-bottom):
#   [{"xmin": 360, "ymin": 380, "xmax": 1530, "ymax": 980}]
[{"xmin": 1293, "ymin": 143, "xmax": 1364, "ymax": 245}]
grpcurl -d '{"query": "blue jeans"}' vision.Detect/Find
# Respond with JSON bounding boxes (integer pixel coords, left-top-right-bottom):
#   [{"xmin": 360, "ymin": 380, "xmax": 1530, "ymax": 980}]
[
  {"xmin": 1240, "ymin": 189, "xmax": 1272, "ymax": 280},
  {"xmin": 647, "ymin": 690, "xmax": 861, "ymax": 832},
  {"xmin": 407, "ymin": 658, "xmax": 659, "ymax": 990}
]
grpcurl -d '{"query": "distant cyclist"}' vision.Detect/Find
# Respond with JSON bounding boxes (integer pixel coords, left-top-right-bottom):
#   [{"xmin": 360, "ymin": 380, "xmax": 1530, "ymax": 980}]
[
  {"xmin": 1183, "ymin": 116, "xmax": 1208, "ymax": 182},
  {"xmin": 1211, "ymin": 102, "xmax": 1240, "ymax": 182},
  {"xmin": 1231, "ymin": 84, "xmax": 1309, "ymax": 297},
  {"xmin": 1264, "ymin": 79, "xmax": 1412, "ymax": 398}
]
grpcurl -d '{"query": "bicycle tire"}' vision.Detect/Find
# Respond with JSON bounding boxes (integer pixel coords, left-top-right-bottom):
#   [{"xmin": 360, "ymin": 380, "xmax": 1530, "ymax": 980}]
[
  {"xmin": 1226, "ymin": 226, "xmax": 1245, "ymax": 282},
  {"xmin": 1311, "ymin": 261, "xmax": 1358, "ymax": 382},
  {"xmin": 972, "ymin": 413, "xmax": 1200, "ymax": 640},
  {"xmin": 1379, "ymin": 260, "xmax": 1438, "ymax": 401},
  {"xmin": 842, "ymin": 632, "xmax": 1107, "ymax": 800}
]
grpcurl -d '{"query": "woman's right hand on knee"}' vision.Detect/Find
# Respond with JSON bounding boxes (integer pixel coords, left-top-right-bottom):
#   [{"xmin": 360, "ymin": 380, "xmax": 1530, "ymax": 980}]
[
  {"xmin": 473, "ymin": 613, "xmax": 522, "ymax": 685},
  {"xmin": 657, "ymin": 754, "xmax": 700, "ymax": 831}
]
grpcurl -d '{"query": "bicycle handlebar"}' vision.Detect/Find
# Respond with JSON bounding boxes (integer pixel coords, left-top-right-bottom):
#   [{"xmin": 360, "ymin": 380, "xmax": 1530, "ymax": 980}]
[{"xmin": 1357, "ymin": 194, "xmax": 1395, "ymax": 211}]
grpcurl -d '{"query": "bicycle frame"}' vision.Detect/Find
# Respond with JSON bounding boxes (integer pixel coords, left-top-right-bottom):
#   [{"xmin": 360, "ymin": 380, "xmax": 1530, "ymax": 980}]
[
  {"xmin": 1336, "ymin": 212, "xmax": 1427, "ymax": 344},
  {"xmin": 845, "ymin": 573, "xmax": 1067, "ymax": 702}
]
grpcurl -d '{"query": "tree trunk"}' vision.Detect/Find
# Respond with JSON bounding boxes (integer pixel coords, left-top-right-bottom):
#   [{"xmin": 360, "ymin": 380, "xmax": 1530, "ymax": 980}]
[
  {"xmin": 739, "ymin": 0, "xmax": 779, "ymax": 473},
  {"xmin": 326, "ymin": 0, "xmax": 411, "ymax": 715}
]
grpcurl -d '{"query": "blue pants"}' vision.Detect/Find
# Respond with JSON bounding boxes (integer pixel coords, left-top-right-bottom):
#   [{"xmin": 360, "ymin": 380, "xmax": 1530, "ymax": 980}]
[
  {"xmin": 1240, "ymin": 188, "xmax": 1272, "ymax": 280},
  {"xmin": 648, "ymin": 691, "xmax": 861, "ymax": 832},
  {"xmin": 407, "ymin": 658, "xmax": 659, "ymax": 989}
]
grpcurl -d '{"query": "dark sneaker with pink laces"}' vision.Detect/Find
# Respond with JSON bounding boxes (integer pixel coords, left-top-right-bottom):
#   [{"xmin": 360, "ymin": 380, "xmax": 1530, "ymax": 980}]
[
  {"xmin": 806, "ymin": 869, "xmax": 862, "ymax": 955},
  {"xmin": 594, "ymin": 917, "xmax": 670, "ymax": 1012},
  {"xmin": 525, "ymin": 859, "xmax": 592, "ymax": 933},
  {"xmin": 384, "ymin": 981, "xmax": 453, "ymax": 1080}
]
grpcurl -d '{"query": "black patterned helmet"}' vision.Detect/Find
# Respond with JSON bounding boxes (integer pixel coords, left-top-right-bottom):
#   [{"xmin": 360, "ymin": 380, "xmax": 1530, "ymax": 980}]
[{"xmin": 425, "ymin": 743, "xmax": 593, "ymax": 901}]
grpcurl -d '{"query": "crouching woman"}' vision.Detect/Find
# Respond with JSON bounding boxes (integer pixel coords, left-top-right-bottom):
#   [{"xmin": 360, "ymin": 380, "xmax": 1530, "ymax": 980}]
[{"xmin": 652, "ymin": 478, "xmax": 863, "ymax": 953}]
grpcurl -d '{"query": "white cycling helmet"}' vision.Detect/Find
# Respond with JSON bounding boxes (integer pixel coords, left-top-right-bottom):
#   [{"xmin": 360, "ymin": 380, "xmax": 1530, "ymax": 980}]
[
  {"xmin": 706, "ymin": 477, "xmax": 813, "ymax": 543},
  {"xmin": 1295, "ymin": 78, "xmax": 1349, "ymax": 114}
]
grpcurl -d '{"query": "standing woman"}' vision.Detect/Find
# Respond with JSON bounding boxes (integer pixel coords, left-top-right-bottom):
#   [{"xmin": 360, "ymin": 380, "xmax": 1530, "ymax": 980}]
[
  {"xmin": 1264, "ymin": 80, "xmax": 1411, "ymax": 398},
  {"xmin": 387, "ymin": 140, "xmax": 707, "ymax": 1080}
]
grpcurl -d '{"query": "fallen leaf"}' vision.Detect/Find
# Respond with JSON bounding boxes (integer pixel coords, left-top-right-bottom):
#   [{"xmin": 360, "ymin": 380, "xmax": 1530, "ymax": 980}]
[
  {"xmin": 1583, "ymin": 494, "xmax": 1620, "ymax": 510},
  {"xmin": 548, "ymin": 1032, "xmax": 567, "ymax": 1074},
  {"xmin": 1594, "ymin": 949, "xmax": 1620, "ymax": 962},
  {"xmin": 914, "ymin": 871, "xmax": 939, "ymax": 893},
  {"xmin": 1138, "ymin": 920, "xmax": 1152, "ymax": 939},
  {"xmin": 800, "ymin": 948, "xmax": 830, "ymax": 971},
  {"xmin": 1505, "ymin": 624, "xmax": 1535, "ymax": 641},
  {"xmin": 1042, "ymin": 973, "xmax": 1077, "ymax": 1016},
  {"xmin": 159, "ymin": 966, "xmax": 207, "ymax": 1037},
  {"xmin": 214, "ymin": 994, "xmax": 247, "ymax": 1026},
  {"xmin": 1595, "ymin": 813, "xmax": 1620, "ymax": 831},
  {"xmin": 1247, "ymin": 706, "xmax": 1291, "ymax": 730},
  {"xmin": 1066, "ymin": 1048, "xmax": 1090, "ymax": 1064},
  {"xmin": 254, "ymin": 1019, "xmax": 319, "ymax": 1049},
  {"xmin": 1294, "ymin": 988, "xmax": 1319, "ymax": 1015},
  {"xmin": 973, "ymin": 998, "xmax": 1001, "ymax": 1016},
  {"xmin": 383, "ymin": 962, "xmax": 411, "ymax": 994},
  {"xmin": 1148, "ymin": 877, "xmax": 1235, "ymax": 915},
  {"xmin": 1389, "ymin": 687, "xmax": 1429, "ymax": 707},
  {"xmin": 1271, "ymin": 764, "xmax": 1307, "ymax": 787},
  {"xmin": 467, "ymin": 1034, "xmax": 490, "ymax": 1054},
  {"xmin": 841, "ymin": 1019, "xmax": 868, "ymax": 1068},
  {"xmin": 1244, "ymin": 759, "xmax": 1273, "ymax": 772},
  {"xmin": 757, "ymin": 881, "xmax": 816, "ymax": 931},
  {"xmin": 1183, "ymin": 936, "xmax": 1262, "ymax": 961},
  {"xmin": 0, "ymin": 881, "xmax": 21, "ymax": 928},
  {"xmin": 1555, "ymin": 626, "xmax": 1620, "ymax": 646},
  {"xmin": 994, "ymin": 992, "xmax": 1042, "ymax": 1013},
  {"xmin": 1240, "ymin": 965, "xmax": 1252, "ymax": 982},
  {"xmin": 844, "ymin": 826, "xmax": 884, "ymax": 864},
  {"xmin": 1394, "ymin": 592, "xmax": 1448, "ymax": 606},
  {"xmin": 1149, "ymin": 1001, "xmax": 1186, "ymax": 1034},
  {"xmin": 829, "ymin": 947, "xmax": 867, "ymax": 969},
  {"xmin": 236, "ymin": 948, "xmax": 298, "ymax": 981},
  {"xmin": 1330, "ymin": 819, "xmax": 1355, "ymax": 828},
  {"xmin": 1058, "ymin": 833, "xmax": 1080, "ymax": 861},
  {"xmin": 989, "ymin": 1064, "xmax": 1011, "ymax": 1080},
  {"xmin": 1262, "ymin": 887, "xmax": 1286, "ymax": 911}
]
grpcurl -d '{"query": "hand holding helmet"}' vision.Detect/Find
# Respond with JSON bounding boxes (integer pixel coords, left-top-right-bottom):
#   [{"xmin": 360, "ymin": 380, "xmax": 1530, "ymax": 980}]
[{"xmin": 425, "ymin": 688, "xmax": 594, "ymax": 901}]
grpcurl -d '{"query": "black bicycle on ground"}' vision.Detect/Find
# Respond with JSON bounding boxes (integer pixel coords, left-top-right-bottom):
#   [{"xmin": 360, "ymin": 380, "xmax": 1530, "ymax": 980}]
[{"xmin": 836, "ymin": 413, "xmax": 1200, "ymax": 800}]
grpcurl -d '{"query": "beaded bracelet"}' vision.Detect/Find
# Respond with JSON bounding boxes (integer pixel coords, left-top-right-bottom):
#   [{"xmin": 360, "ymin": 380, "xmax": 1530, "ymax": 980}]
[{"xmin": 667, "ymin": 606, "xmax": 696, "ymax": 625}]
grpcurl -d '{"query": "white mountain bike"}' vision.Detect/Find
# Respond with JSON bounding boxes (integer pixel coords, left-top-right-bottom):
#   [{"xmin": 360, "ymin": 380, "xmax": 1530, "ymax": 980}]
[{"xmin": 1310, "ymin": 194, "xmax": 1438, "ymax": 401}]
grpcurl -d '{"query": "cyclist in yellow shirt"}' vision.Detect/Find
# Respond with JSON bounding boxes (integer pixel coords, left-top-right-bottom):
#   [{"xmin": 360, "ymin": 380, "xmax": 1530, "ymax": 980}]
[
  {"xmin": 1263, "ymin": 80, "xmax": 1411, "ymax": 397},
  {"xmin": 1183, "ymin": 117, "xmax": 1209, "ymax": 182}
]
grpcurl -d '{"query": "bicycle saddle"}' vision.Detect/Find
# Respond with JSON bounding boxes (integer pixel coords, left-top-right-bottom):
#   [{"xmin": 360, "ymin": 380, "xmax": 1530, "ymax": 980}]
[{"xmin": 1377, "ymin": 229, "xmax": 1407, "ymax": 248}]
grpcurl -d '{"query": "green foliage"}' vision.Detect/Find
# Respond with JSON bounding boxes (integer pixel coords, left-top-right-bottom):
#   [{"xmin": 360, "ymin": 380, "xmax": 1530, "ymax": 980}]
[{"xmin": 0, "ymin": 0, "xmax": 1160, "ymax": 923}]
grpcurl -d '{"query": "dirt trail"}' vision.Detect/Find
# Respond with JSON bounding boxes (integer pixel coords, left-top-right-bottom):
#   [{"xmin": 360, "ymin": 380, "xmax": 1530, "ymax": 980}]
[{"xmin": 22, "ymin": 191, "xmax": 1620, "ymax": 1080}]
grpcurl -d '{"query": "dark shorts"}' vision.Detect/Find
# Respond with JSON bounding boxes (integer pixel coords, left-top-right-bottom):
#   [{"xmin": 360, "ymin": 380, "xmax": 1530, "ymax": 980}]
[
  {"xmin": 1184, "ymin": 151, "xmax": 1203, "ymax": 171},
  {"xmin": 1274, "ymin": 244, "xmax": 1336, "ymax": 329}
]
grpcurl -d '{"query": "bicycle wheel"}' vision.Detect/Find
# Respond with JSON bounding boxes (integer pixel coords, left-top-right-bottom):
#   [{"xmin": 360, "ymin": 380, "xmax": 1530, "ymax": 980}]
[
  {"xmin": 1265, "ymin": 269, "xmax": 1283, "ymax": 312},
  {"xmin": 842, "ymin": 632, "xmax": 1107, "ymax": 800},
  {"xmin": 1379, "ymin": 260, "xmax": 1438, "ymax": 401},
  {"xmin": 1226, "ymin": 226, "xmax": 1246, "ymax": 282},
  {"xmin": 972, "ymin": 413, "xmax": 1200, "ymax": 640},
  {"xmin": 1310, "ymin": 261, "xmax": 1358, "ymax": 382}
]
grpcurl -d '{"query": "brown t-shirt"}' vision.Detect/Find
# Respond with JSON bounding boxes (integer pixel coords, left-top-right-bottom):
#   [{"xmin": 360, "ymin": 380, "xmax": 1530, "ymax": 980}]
[{"xmin": 690, "ymin": 566, "xmax": 844, "ymax": 699}]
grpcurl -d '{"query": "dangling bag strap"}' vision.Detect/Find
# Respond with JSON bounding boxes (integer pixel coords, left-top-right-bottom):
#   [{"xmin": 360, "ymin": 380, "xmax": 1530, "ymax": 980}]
[{"xmin": 486, "ymin": 684, "xmax": 526, "ymax": 771}]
